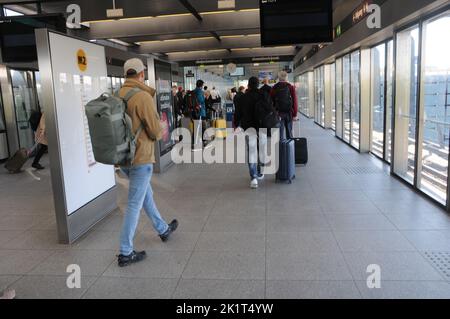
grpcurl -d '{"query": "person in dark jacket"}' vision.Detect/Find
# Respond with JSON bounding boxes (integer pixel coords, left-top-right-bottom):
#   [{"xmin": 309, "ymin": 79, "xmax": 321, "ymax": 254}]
[
  {"xmin": 235, "ymin": 77, "xmax": 267, "ymax": 189},
  {"xmin": 260, "ymin": 78, "xmax": 272, "ymax": 96},
  {"xmin": 270, "ymin": 71, "xmax": 298, "ymax": 140},
  {"xmin": 233, "ymin": 86, "xmax": 245, "ymax": 128}
]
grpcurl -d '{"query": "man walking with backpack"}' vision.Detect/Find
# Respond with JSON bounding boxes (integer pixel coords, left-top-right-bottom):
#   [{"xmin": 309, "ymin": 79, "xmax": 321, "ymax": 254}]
[
  {"xmin": 271, "ymin": 71, "xmax": 298, "ymax": 140},
  {"xmin": 117, "ymin": 58, "xmax": 178, "ymax": 267}
]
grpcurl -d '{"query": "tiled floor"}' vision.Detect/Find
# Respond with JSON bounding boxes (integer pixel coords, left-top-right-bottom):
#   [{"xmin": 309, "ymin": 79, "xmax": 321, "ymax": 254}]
[{"xmin": 1, "ymin": 117, "xmax": 450, "ymax": 299}]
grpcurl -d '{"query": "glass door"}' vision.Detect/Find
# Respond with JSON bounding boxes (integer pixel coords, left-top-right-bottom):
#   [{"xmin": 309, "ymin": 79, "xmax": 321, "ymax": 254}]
[
  {"xmin": 0, "ymin": 88, "xmax": 8, "ymax": 160},
  {"xmin": 314, "ymin": 66, "xmax": 325, "ymax": 127},
  {"xmin": 343, "ymin": 54, "xmax": 351, "ymax": 143},
  {"xmin": 385, "ymin": 40, "xmax": 394, "ymax": 162},
  {"xmin": 335, "ymin": 58, "xmax": 343, "ymax": 139},
  {"xmin": 10, "ymin": 69, "xmax": 40, "ymax": 150},
  {"xmin": 331, "ymin": 63, "xmax": 336, "ymax": 131},
  {"xmin": 393, "ymin": 25, "xmax": 420, "ymax": 185},
  {"xmin": 370, "ymin": 43, "xmax": 386, "ymax": 158},
  {"xmin": 417, "ymin": 11, "xmax": 450, "ymax": 205},
  {"xmin": 350, "ymin": 51, "xmax": 361, "ymax": 149}
]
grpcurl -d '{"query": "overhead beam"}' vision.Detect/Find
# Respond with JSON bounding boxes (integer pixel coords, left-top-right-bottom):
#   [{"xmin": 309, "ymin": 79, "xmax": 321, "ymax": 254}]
[
  {"xmin": 210, "ymin": 31, "xmax": 221, "ymax": 42},
  {"xmin": 78, "ymin": 10, "xmax": 260, "ymax": 40},
  {"xmin": 178, "ymin": 0, "xmax": 202, "ymax": 22}
]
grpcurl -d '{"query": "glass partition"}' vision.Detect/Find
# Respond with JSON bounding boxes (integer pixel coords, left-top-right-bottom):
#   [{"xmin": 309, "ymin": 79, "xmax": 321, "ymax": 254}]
[
  {"xmin": 386, "ymin": 40, "xmax": 394, "ymax": 162},
  {"xmin": 335, "ymin": 58, "xmax": 343, "ymax": 138},
  {"xmin": 343, "ymin": 55, "xmax": 351, "ymax": 143},
  {"xmin": 393, "ymin": 25, "xmax": 420, "ymax": 185},
  {"xmin": 331, "ymin": 63, "xmax": 336, "ymax": 131},
  {"xmin": 417, "ymin": 11, "xmax": 450, "ymax": 205},
  {"xmin": 10, "ymin": 69, "xmax": 40, "ymax": 149},
  {"xmin": 314, "ymin": 66, "xmax": 325, "ymax": 126},
  {"xmin": 350, "ymin": 51, "xmax": 361, "ymax": 149},
  {"xmin": 370, "ymin": 43, "xmax": 386, "ymax": 158}
]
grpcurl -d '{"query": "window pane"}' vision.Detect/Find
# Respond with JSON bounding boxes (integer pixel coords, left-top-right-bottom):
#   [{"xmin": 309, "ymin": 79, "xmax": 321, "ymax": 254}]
[
  {"xmin": 393, "ymin": 26, "xmax": 420, "ymax": 185},
  {"xmin": 314, "ymin": 66, "xmax": 325, "ymax": 126},
  {"xmin": 371, "ymin": 43, "xmax": 386, "ymax": 158},
  {"xmin": 10, "ymin": 70, "xmax": 39, "ymax": 149},
  {"xmin": 385, "ymin": 40, "xmax": 394, "ymax": 162},
  {"xmin": 336, "ymin": 58, "xmax": 343, "ymax": 138},
  {"xmin": 331, "ymin": 63, "xmax": 336, "ymax": 131},
  {"xmin": 418, "ymin": 12, "xmax": 450, "ymax": 205},
  {"xmin": 351, "ymin": 51, "xmax": 361, "ymax": 149},
  {"xmin": 343, "ymin": 55, "xmax": 351, "ymax": 143}
]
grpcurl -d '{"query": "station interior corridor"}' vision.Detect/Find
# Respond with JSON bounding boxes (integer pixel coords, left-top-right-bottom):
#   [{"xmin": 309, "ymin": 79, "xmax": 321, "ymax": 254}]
[{"xmin": 1, "ymin": 116, "xmax": 450, "ymax": 299}]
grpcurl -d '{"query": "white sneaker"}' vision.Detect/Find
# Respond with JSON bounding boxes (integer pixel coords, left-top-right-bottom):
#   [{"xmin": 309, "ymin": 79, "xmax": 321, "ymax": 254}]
[{"xmin": 250, "ymin": 179, "xmax": 259, "ymax": 189}]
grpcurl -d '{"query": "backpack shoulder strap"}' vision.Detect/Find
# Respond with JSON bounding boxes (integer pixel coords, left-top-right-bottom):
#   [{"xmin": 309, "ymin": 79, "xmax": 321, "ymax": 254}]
[{"xmin": 123, "ymin": 87, "xmax": 142, "ymax": 103}]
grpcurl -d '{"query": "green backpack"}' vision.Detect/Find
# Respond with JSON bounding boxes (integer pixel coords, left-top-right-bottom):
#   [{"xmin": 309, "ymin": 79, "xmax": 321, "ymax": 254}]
[{"xmin": 85, "ymin": 87, "xmax": 143, "ymax": 166}]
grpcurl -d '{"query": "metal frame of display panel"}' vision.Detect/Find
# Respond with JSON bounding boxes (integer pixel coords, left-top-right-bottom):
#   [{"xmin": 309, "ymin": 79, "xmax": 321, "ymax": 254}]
[{"xmin": 35, "ymin": 29, "xmax": 117, "ymax": 244}]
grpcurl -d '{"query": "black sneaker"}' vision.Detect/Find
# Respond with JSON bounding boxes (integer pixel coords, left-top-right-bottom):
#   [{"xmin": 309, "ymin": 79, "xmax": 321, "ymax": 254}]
[
  {"xmin": 117, "ymin": 250, "xmax": 146, "ymax": 267},
  {"xmin": 159, "ymin": 219, "xmax": 179, "ymax": 242},
  {"xmin": 32, "ymin": 163, "xmax": 45, "ymax": 170}
]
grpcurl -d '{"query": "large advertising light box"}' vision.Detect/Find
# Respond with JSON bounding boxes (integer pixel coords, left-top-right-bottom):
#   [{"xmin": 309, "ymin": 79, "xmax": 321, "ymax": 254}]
[{"xmin": 36, "ymin": 29, "xmax": 117, "ymax": 244}]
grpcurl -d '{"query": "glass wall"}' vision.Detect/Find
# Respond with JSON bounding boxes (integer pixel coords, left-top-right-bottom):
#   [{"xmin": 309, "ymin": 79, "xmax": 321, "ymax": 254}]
[
  {"xmin": 393, "ymin": 25, "xmax": 420, "ymax": 185},
  {"xmin": 417, "ymin": 11, "xmax": 450, "ymax": 205},
  {"xmin": 343, "ymin": 55, "xmax": 351, "ymax": 143},
  {"xmin": 350, "ymin": 51, "xmax": 361, "ymax": 149},
  {"xmin": 314, "ymin": 66, "xmax": 325, "ymax": 126},
  {"xmin": 331, "ymin": 63, "xmax": 336, "ymax": 131},
  {"xmin": 371, "ymin": 43, "xmax": 386, "ymax": 158},
  {"xmin": 335, "ymin": 58, "xmax": 343, "ymax": 138},
  {"xmin": 386, "ymin": 40, "xmax": 394, "ymax": 162},
  {"xmin": 298, "ymin": 72, "xmax": 311, "ymax": 117},
  {"xmin": 10, "ymin": 70, "xmax": 40, "ymax": 150}
]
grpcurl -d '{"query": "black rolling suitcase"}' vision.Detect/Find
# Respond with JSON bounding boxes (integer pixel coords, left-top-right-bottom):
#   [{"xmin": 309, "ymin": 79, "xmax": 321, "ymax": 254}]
[
  {"xmin": 4, "ymin": 149, "xmax": 29, "ymax": 173},
  {"xmin": 293, "ymin": 138, "xmax": 308, "ymax": 165},
  {"xmin": 276, "ymin": 139, "xmax": 296, "ymax": 184}
]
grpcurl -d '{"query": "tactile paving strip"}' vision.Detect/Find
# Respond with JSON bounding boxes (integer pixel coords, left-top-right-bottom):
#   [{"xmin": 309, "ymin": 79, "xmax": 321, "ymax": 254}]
[
  {"xmin": 424, "ymin": 252, "xmax": 450, "ymax": 280},
  {"xmin": 343, "ymin": 167, "xmax": 384, "ymax": 175}
]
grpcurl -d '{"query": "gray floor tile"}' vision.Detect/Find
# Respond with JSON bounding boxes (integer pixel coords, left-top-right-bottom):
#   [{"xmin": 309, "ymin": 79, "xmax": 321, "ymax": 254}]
[
  {"xmin": 0, "ymin": 275, "xmax": 22, "ymax": 292},
  {"xmin": 385, "ymin": 213, "xmax": 450, "ymax": 230},
  {"xmin": 204, "ymin": 215, "xmax": 266, "ymax": 233},
  {"xmin": 0, "ymin": 250, "xmax": 54, "ymax": 275},
  {"xmin": 0, "ymin": 214, "xmax": 50, "ymax": 231},
  {"xmin": 320, "ymin": 200, "xmax": 381, "ymax": 214},
  {"xmin": 83, "ymin": 277, "xmax": 178, "ymax": 299},
  {"xmin": 29, "ymin": 250, "xmax": 115, "ymax": 276},
  {"xmin": 173, "ymin": 279, "xmax": 265, "ymax": 299},
  {"xmin": 103, "ymin": 250, "xmax": 191, "ymax": 278},
  {"xmin": 135, "ymin": 231, "xmax": 200, "ymax": 251},
  {"xmin": 334, "ymin": 231, "xmax": 416, "ymax": 252},
  {"xmin": 267, "ymin": 251, "xmax": 353, "ymax": 280},
  {"xmin": 266, "ymin": 280, "xmax": 361, "ymax": 299},
  {"xmin": 374, "ymin": 200, "xmax": 442, "ymax": 215},
  {"xmin": 326, "ymin": 214, "xmax": 396, "ymax": 231},
  {"xmin": 355, "ymin": 281, "xmax": 450, "ymax": 299},
  {"xmin": 196, "ymin": 232, "xmax": 265, "ymax": 252},
  {"xmin": 168, "ymin": 214, "xmax": 209, "ymax": 232},
  {"xmin": 267, "ymin": 214, "xmax": 330, "ymax": 232},
  {"xmin": 267, "ymin": 232, "xmax": 339, "ymax": 252},
  {"xmin": 267, "ymin": 200, "xmax": 322, "ymax": 214},
  {"xmin": 9, "ymin": 275, "xmax": 96, "ymax": 299},
  {"xmin": 344, "ymin": 252, "xmax": 444, "ymax": 281},
  {"xmin": 401, "ymin": 230, "xmax": 450, "ymax": 251},
  {"xmin": 5, "ymin": 230, "xmax": 69, "ymax": 250},
  {"xmin": 73, "ymin": 231, "xmax": 120, "ymax": 250},
  {"xmin": 212, "ymin": 199, "xmax": 266, "ymax": 216},
  {"xmin": 0, "ymin": 230, "xmax": 24, "ymax": 248},
  {"xmin": 182, "ymin": 251, "xmax": 265, "ymax": 280}
]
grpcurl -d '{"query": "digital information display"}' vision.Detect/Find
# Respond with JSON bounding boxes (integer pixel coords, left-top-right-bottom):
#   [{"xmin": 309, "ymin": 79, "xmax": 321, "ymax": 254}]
[
  {"xmin": 48, "ymin": 32, "xmax": 116, "ymax": 215},
  {"xmin": 260, "ymin": 0, "xmax": 333, "ymax": 46}
]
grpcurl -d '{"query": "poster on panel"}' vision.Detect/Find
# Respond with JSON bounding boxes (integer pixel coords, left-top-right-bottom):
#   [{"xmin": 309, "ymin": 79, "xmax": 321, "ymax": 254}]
[{"xmin": 48, "ymin": 32, "xmax": 115, "ymax": 215}]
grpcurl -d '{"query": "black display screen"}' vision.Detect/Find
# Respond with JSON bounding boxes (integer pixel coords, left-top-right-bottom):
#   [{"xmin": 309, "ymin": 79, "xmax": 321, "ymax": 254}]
[
  {"xmin": 0, "ymin": 14, "xmax": 66, "ymax": 63},
  {"xmin": 260, "ymin": 0, "xmax": 333, "ymax": 46}
]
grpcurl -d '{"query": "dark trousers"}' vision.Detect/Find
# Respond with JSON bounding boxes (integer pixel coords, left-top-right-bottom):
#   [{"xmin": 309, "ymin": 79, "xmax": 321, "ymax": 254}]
[
  {"xmin": 279, "ymin": 113, "xmax": 293, "ymax": 140},
  {"xmin": 32, "ymin": 144, "xmax": 47, "ymax": 165}
]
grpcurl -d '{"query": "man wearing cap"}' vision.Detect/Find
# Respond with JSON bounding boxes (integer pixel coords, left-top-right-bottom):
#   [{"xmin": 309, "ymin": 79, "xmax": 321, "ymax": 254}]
[{"xmin": 117, "ymin": 58, "xmax": 178, "ymax": 267}]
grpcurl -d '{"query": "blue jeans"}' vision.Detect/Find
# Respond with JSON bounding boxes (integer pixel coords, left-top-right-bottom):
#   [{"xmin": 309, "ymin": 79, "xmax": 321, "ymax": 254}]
[
  {"xmin": 120, "ymin": 164, "xmax": 168, "ymax": 255},
  {"xmin": 247, "ymin": 133, "xmax": 267, "ymax": 179}
]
